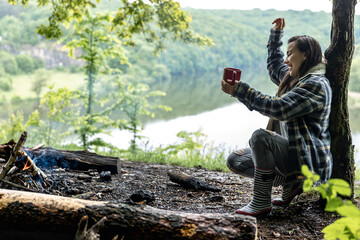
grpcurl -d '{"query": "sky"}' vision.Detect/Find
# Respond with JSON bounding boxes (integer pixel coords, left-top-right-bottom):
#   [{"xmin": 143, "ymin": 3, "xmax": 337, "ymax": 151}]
[{"xmin": 177, "ymin": 0, "xmax": 358, "ymax": 13}]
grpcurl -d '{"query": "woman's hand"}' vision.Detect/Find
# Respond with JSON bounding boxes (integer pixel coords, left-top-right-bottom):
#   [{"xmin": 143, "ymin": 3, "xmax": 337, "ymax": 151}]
[
  {"xmin": 221, "ymin": 79, "xmax": 239, "ymax": 95},
  {"xmin": 272, "ymin": 18, "xmax": 285, "ymax": 31}
]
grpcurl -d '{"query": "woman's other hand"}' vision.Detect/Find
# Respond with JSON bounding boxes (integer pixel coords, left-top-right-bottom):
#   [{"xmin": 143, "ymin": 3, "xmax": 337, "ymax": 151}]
[
  {"xmin": 221, "ymin": 79, "xmax": 239, "ymax": 95},
  {"xmin": 272, "ymin": 18, "xmax": 285, "ymax": 31}
]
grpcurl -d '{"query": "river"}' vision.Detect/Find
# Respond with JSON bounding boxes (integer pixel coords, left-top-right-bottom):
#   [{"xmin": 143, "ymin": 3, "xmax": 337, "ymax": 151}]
[{"xmin": 99, "ymin": 103, "xmax": 360, "ymax": 164}]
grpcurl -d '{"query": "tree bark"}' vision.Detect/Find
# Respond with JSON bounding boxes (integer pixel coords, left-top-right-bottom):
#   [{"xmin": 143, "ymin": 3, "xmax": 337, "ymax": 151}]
[
  {"xmin": 325, "ymin": 0, "xmax": 357, "ymax": 197},
  {"xmin": 0, "ymin": 189, "xmax": 257, "ymax": 240}
]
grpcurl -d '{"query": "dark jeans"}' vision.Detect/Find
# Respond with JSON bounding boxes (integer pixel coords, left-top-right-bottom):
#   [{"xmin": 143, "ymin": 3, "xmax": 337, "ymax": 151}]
[{"xmin": 227, "ymin": 128, "xmax": 289, "ymax": 178}]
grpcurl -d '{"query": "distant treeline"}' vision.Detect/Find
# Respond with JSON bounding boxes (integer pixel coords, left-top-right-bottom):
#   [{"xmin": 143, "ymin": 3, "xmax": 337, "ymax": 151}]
[{"xmin": 1, "ymin": 0, "xmax": 360, "ymax": 91}]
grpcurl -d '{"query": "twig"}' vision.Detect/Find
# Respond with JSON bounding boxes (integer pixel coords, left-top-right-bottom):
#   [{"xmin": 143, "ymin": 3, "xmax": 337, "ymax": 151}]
[
  {"xmin": 0, "ymin": 179, "xmax": 37, "ymax": 192},
  {"xmin": 0, "ymin": 131, "xmax": 27, "ymax": 180}
]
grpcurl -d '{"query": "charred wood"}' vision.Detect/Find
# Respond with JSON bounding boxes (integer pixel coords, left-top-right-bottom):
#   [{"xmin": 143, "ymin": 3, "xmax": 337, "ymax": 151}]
[
  {"xmin": 0, "ymin": 179, "xmax": 38, "ymax": 192},
  {"xmin": 0, "ymin": 132, "xmax": 27, "ymax": 180},
  {"xmin": 24, "ymin": 147, "xmax": 120, "ymax": 174},
  {"xmin": 0, "ymin": 143, "xmax": 120, "ymax": 174},
  {"xmin": 0, "ymin": 139, "xmax": 16, "ymax": 162},
  {"xmin": 168, "ymin": 171, "xmax": 221, "ymax": 192}
]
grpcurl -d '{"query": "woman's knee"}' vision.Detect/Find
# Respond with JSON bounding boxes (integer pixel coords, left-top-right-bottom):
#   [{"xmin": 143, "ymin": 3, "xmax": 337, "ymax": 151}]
[
  {"xmin": 249, "ymin": 128, "xmax": 272, "ymax": 148},
  {"xmin": 226, "ymin": 150, "xmax": 254, "ymax": 177},
  {"xmin": 226, "ymin": 152, "xmax": 240, "ymax": 170}
]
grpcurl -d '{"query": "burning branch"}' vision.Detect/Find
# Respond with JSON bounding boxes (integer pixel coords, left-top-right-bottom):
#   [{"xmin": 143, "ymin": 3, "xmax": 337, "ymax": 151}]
[
  {"xmin": 17, "ymin": 150, "xmax": 48, "ymax": 186},
  {"xmin": 0, "ymin": 131, "xmax": 27, "ymax": 180}
]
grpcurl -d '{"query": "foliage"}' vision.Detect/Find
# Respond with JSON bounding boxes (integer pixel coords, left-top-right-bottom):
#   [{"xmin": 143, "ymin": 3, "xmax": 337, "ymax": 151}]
[
  {"xmin": 0, "ymin": 110, "xmax": 26, "ymax": 143},
  {"xmin": 110, "ymin": 75, "xmax": 171, "ymax": 154},
  {"xmin": 0, "ymin": 84, "xmax": 79, "ymax": 148},
  {"xmin": 117, "ymin": 130, "xmax": 229, "ymax": 172},
  {"xmin": 7, "ymin": 0, "xmax": 213, "ymax": 52},
  {"xmin": 15, "ymin": 54, "xmax": 36, "ymax": 73},
  {"xmin": 5, "ymin": 5, "xmax": 360, "ymax": 93},
  {"xmin": 62, "ymin": 11, "xmax": 128, "ymax": 149},
  {"xmin": 302, "ymin": 165, "xmax": 360, "ymax": 240},
  {"xmin": 0, "ymin": 65, "xmax": 13, "ymax": 93},
  {"xmin": 36, "ymin": 84, "xmax": 78, "ymax": 146},
  {"xmin": 0, "ymin": 84, "xmax": 80, "ymax": 147},
  {"xmin": 0, "ymin": 51, "xmax": 45, "ymax": 75},
  {"xmin": 0, "ymin": 6, "xmax": 45, "ymax": 46},
  {"xmin": 0, "ymin": 51, "xmax": 20, "ymax": 75}
]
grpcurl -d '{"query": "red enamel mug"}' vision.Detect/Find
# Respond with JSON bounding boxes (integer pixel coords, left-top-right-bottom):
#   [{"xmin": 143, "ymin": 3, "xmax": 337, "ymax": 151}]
[{"xmin": 223, "ymin": 67, "xmax": 242, "ymax": 85}]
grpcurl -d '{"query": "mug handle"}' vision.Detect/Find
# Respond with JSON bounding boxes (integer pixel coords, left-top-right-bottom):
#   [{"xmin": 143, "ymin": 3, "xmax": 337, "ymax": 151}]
[{"xmin": 231, "ymin": 71, "xmax": 237, "ymax": 84}]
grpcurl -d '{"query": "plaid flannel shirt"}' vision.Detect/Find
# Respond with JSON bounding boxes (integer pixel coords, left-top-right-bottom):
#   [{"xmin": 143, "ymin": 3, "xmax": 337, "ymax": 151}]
[{"xmin": 232, "ymin": 29, "xmax": 333, "ymax": 183}]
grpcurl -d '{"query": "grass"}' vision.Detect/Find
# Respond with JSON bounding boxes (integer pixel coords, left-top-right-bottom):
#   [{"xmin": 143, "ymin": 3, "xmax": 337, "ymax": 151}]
[
  {"xmin": 95, "ymin": 132, "xmax": 232, "ymax": 172},
  {"xmin": 126, "ymin": 148, "xmax": 230, "ymax": 172}
]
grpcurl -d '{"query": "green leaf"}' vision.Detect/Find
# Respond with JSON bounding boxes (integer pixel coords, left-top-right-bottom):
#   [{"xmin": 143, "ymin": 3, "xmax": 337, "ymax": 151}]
[
  {"xmin": 313, "ymin": 174, "xmax": 320, "ymax": 182},
  {"xmin": 328, "ymin": 179, "xmax": 351, "ymax": 197},
  {"xmin": 325, "ymin": 197, "xmax": 344, "ymax": 212},
  {"xmin": 301, "ymin": 165, "xmax": 312, "ymax": 178},
  {"xmin": 303, "ymin": 179, "xmax": 313, "ymax": 192},
  {"xmin": 322, "ymin": 218, "xmax": 355, "ymax": 240},
  {"xmin": 336, "ymin": 205, "xmax": 360, "ymax": 218}
]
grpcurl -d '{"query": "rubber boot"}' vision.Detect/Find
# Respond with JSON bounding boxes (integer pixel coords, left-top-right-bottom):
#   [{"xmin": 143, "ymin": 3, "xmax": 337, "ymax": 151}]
[
  {"xmin": 272, "ymin": 181, "xmax": 303, "ymax": 206},
  {"xmin": 236, "ymin": 168, "xmax": 274, "ymax": 217}
]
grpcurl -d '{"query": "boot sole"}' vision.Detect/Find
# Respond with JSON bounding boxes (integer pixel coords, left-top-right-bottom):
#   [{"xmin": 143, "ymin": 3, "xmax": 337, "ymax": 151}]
[{"xmin": 236, "ymin": 206, "xmax": 272, "ymax": 217}]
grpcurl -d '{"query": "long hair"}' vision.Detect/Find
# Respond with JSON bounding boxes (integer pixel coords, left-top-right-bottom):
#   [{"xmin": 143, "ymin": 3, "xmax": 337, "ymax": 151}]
[{"xmin": 276, "ymin": 35, "xmax": 323, "ymax": 96}]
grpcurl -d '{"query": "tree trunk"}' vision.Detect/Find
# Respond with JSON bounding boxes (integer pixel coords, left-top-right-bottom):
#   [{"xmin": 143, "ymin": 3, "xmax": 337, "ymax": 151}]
[
  {"xmin": 325, "ymin": 0, "xmax": 357, "ymax": 197},
  {"xmin": 0, "ymin": 189, "xmax": 257, "ymax": 240}
]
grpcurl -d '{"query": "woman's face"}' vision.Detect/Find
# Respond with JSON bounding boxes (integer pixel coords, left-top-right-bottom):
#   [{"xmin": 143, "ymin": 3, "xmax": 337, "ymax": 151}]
[{"xmin": 284, "ymin": 42, "xmax": 307, "ymax": 77}]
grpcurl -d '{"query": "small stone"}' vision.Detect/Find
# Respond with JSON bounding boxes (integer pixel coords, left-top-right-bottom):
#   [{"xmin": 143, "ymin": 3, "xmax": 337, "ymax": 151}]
[
  {"xmin": 100, "ymin": 171, "xmax": 111, "ymax": 181},
  {"xmin": 209, "ymin": 195, "xmax": 224, "ymax": 202},
  {"xmin": 130, "ymin": 190, "xmax": 155, "ymax": 204}
]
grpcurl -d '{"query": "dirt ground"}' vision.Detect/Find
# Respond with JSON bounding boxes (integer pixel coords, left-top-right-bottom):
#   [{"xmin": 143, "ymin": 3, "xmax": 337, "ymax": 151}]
[{"xmin": 2, "ymin": 159, "xmax": 359, "ymax": 239}]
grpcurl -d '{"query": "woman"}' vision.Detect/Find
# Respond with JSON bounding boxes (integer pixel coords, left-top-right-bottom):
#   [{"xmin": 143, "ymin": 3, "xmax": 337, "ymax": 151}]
[{"xmin": 221, "ymin": 18, "xmax": 333, "ymax": 217}]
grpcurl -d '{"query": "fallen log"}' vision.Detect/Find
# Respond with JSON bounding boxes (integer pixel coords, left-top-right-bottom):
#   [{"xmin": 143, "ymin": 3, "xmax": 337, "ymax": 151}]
[
  {"xmin": 0, "ymin": 189, "xmax": 257, "ymax": 240},
  {"xmin": 168, "ymin": 170, "xmax": 221, "ymax": 192},
  {"xmin": 0, "ymin": 142, "xmax": 120, "ymax": 174}
]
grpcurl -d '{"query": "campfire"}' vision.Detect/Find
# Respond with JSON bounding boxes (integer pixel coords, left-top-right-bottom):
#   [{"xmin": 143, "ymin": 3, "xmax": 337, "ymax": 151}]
[{"xmin": 0, "ymin": 131, "xmax": 120, "ymax": 195}]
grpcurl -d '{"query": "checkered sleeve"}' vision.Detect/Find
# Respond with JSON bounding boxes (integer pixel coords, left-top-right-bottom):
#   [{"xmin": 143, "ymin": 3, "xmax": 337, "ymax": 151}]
[
  {"xmin": 233, "ymin": 76, "xmax": 327, "ymax": 121},
  {"xmin": 267, "ymin": 29, "xmax": 288, "ymax": 86}
]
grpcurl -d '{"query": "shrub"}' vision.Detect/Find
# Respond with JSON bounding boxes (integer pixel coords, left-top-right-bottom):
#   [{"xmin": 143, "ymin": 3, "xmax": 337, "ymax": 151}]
[
  {"xmin": 0, "ymin": 77, "xmax": 13, "ymax": 91},
  {"xmin": 0, "ymin": 56, "xmax": 20, "ymax": 75},
  {"xmin": 15, "ymin": 54, "xmax": 36, "ymax": 73}
]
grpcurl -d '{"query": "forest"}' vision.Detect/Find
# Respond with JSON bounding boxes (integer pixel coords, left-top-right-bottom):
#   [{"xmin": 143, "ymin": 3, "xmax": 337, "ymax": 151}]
[{"xmin": 2, "ymin": 1, "xmax": 360, "ymax": 90}]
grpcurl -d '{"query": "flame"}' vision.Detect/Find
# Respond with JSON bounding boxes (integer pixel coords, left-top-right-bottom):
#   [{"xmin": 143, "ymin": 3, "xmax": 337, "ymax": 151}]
[{"xmin": 22, "ymin": 157, "xmax": 33, "ymax": 171}]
